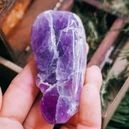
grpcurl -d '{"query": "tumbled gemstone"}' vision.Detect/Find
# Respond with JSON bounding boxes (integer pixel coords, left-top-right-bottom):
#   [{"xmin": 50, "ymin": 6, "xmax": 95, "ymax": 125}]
[{"xmin": 31, "ymin": 10, "xmax": 87, "ymax": 124}]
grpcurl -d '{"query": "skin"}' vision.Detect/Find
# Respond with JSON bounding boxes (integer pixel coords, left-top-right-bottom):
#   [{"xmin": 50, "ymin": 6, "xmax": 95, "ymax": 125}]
[{"xmin": 0, "ymin": 60, "xmax": 102, "ymax": 129}]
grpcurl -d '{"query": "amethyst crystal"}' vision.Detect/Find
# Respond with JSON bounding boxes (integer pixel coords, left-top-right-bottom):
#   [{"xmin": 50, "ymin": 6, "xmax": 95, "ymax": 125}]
[{"xmin": 31, "ymin": 10, "xmax": 87, "ymax": 124}]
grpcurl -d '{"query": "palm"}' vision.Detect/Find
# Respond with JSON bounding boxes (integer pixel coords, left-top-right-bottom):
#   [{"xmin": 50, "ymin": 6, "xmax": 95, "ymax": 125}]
[{"xmin": 60, "ymin": 113, "xmax": 79, "ymax": 128}]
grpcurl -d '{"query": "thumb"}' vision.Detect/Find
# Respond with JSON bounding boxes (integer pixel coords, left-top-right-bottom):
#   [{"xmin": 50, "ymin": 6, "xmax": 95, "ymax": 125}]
[{"xmin": 78, "ymin": 65, "xmax": 102, "ymax": 129}]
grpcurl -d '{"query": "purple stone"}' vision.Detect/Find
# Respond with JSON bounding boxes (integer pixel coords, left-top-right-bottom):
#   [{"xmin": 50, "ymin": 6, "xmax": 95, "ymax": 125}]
[{"xmin": 31, "ymin": 10, "xmax": 87, "ymax": 124}]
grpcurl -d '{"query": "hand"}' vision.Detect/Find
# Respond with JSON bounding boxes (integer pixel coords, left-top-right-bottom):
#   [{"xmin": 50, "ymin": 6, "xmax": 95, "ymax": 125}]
[
  {"xmin": 0, "ymin": 60, "xmax": 53, "ymax": 129},
  {"xmin": 0, "ymin": 61, "xmax": 102, "ymax": 129},
  {"xmin": 61, "ymin": 66, "xmax": 102, "ymax": 129}
]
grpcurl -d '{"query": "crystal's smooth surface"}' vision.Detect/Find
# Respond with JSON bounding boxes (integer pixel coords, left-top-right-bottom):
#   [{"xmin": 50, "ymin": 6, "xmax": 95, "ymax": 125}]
[{"xmin": 31, "ymin": 10, "xmax": 87, "ymax": 124}]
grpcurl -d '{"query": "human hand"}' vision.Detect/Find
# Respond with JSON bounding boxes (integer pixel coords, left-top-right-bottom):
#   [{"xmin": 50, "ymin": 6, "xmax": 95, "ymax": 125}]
[
  {"xmin": 0, "ymin": 60, "xmax": 53, "ymax": 129},
  {"xmin": 61, "ymin": 65, "xmax": 102, "ymax": 129},
  {"xmin": 0, "ymin": 61, "xmax": 102, "ymax": 129}
]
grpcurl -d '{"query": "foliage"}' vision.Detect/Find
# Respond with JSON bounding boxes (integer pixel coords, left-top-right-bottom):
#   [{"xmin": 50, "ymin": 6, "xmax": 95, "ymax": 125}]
[
  {"xmin": 72, "ymin": 1, "xmax": 111, "ymax": 60},
  {"xmin": 100, "ymin": 0, "xmax": 129, "ymax": 17},
  {"xmin": 106, "ymin": 88, "xmax": 129, "ymax": 129},
  {"xmin": 103, "ymin": 53, "xmax": 129, "ymax": 129},
  {"xmin": 102, "ymin": 67, "xmax": 128, "ymax": 106}
]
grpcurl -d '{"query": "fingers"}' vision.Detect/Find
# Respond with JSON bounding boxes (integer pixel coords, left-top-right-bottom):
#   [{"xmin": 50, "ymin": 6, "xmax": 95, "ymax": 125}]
[
  {"xmin": 85, "ymin": 65, "xmax": 102, "ymax": 90},
  {"xmin": 0, "ymin": 60, "xmax": 39, "ymax": 123},
  {"xmin": 0, "ymin": 117, "xmax": 23, "ymax": 129},
  {"xmin": 77, "ymin": 65, "xmax": 102, "ymax": 129},
  {"xmin": 24, "ymin": 96, "xmax": 54, "ymax": 129},
  {"xmin": 0, "ymin": 87, "xmax": 2, "ymax": 110}
]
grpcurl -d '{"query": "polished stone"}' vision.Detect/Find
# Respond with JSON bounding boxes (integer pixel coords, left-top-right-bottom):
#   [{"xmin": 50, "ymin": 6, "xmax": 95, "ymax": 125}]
[{"xmin": 31, "ymin": 10, "xmax": 87, "ymax": 124}]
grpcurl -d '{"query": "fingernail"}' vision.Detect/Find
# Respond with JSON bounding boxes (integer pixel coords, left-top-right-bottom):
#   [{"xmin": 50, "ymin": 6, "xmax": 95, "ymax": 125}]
[{"xmin": 0, "ymin": 86, "xmax": 2, "ymax": 94}]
